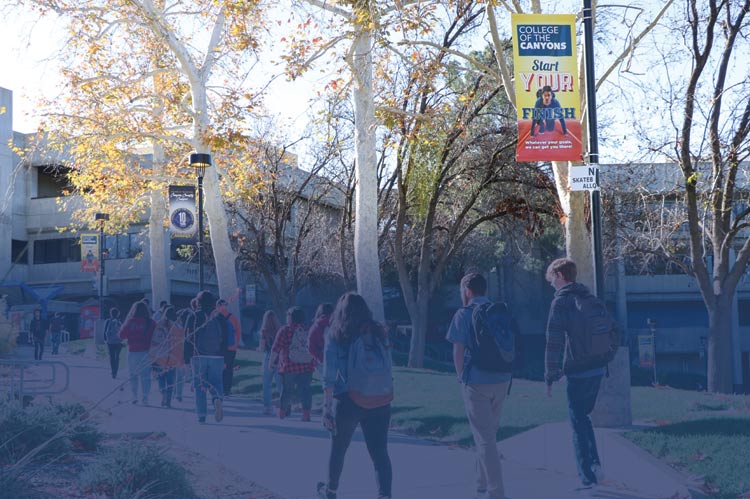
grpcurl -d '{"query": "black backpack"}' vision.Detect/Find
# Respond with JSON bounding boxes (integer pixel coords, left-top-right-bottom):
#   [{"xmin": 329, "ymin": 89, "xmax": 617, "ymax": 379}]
[
  {"xmin": 565, "ymin": 294, "xmax": 620, "ymax": 374},
  {"xmin": 468, "ymin": 302, "xmax": 515, "ymax": 373}
]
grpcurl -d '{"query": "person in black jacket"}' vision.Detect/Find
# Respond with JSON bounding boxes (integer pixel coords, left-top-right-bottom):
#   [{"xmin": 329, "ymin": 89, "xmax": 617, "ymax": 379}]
[{"xmin": 30, "ymin": 309, "xmax": 47, "ymax": 361}]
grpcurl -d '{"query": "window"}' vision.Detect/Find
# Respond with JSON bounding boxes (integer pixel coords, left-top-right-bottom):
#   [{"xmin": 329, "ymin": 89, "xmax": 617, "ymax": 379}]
[
  {"xmin": 35, "ymin": 165, "xmax": 73, "ymax": 198},
  {"xmin": 11, "ymin": 240, "xmax": 29, "ymax": 264},
  {"xmin": 103, "ymin": 233, "xmax": 145, "ymax": 259},
  {"xmin": 33, "ymin": 238, "xmax": 81, "ymax": 264}
]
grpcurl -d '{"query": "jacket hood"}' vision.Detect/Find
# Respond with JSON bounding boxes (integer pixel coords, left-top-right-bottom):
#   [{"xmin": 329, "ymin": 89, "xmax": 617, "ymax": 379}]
[{"xmin": 555, "ymin": 282, "xmax": 591, "ymax": 298}]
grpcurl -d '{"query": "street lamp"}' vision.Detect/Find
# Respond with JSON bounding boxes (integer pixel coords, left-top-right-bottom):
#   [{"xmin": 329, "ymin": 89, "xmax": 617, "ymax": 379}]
[
  {"xmin": 95, "ymin": 213, "xmax": 109, "ymax": 334},
  {"xmin": 190, "ymin": 153, "xmax": 212, "ymax": 291},
  {"xmin": 647, "ymin": 318, "xmax": 658, "ymax": 385}
]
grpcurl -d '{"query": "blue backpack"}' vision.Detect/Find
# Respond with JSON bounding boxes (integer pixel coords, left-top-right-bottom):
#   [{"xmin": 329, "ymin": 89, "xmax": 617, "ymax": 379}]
[
  {"xmin": 346, "ymin": 332, "xmax": 394, "ymax": 409},
  {"xmin": 469, "ymin": 302, "xmax": 515, "ymax": 373}
]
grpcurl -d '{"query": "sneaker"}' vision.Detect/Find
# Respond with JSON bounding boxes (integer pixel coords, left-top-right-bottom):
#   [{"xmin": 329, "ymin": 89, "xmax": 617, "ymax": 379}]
[
  {"xmin": 302, "ymin": 410, "xmax": 311, "ymax": 422},
  {"xmin": 474, "ymin": 489, "xmax": 488, "ymax": 499},
  {"xmin": 214, "ymin": 398, "xmax": 224, "ymax": 422},
  {"xmin": 591, "ymin": 464, "xmax": 605, "ymax": 484},
  {"xmin": 263, "ymin": 406, "xmax": 272, "ymax": 415},
  {"xmin": 131, "ymin": 399, "xmax": 138, "ymax": 404},
  {"xmin": 198, "ymin": 416, "xmax": 206, "ymax": 423},
  {"xmin": 316, "ymin": 482, "xmax": 336, "ymax": 499}
]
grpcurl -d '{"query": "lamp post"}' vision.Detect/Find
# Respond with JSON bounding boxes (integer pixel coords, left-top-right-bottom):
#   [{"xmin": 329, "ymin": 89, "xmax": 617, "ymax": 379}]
[
  {"xmin": 190, "ymin": 153, "xmax": 212, "ymax": 292},
  {"xmin": 647, "ymin": 318, "xmax": 658, "ymax": 385},
  {"xmin": 95, "ymin": 213, "xmax": 109, "ymax": 321}
]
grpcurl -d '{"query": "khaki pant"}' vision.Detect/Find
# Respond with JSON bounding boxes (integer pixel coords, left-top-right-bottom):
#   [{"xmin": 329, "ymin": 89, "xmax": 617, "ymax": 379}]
[{"xmin": 462, "ymin": 382, "xmax": 510, "ymax": 499}]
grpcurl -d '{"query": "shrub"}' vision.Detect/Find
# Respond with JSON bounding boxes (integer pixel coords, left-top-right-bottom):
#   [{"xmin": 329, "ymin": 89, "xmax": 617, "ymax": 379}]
[
  {"xmin": 0, "ymin": 400, "xmax": 102, "ymax": 465},
  {"xmin": 80, "ymin": 440, "xmax": 196, "ymax": 499}
]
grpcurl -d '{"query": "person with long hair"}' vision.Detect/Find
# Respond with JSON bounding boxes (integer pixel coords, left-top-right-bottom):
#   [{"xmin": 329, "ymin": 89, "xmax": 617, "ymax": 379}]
[
  {"xmin": 149, "ymin": 306, "xmax": 184, "ymax": 408},
  {"xmin": 119, "ymin": 300, "xmax": 156, "ymax": 404},
  {"xmin": 259, "ymin": 309, "xmax": 282, "ymax": 415},
  {"xmin": 317, "ymin": 292, "xmax": 393, "ymax": 499}
]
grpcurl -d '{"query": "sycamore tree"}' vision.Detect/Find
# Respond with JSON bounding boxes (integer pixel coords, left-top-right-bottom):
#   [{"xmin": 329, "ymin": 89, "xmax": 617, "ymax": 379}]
[
  {"xmin": 612, "ymin": 0, "xmax": 750, "ymax": 393},
  {"xmin": 20, "ymin": 0, "xmax": 267, "ymax": 310}
]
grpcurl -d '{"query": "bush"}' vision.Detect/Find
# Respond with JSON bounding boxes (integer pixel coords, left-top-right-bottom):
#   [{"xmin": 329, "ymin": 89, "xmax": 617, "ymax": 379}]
[
  {"xmin": 80, "ymin": 441, "xmax": 196, "ymax": 499},
  {"xmin": 631, "ymin": 367, "xmax": 707, "ymax": 391},
  {"xmin": 0, "ymin": 400, "xmax": 102, "ymax": 465},
  {"xmin": 0, "ymin": 466, "xmax": 37, "ymax": 499}
]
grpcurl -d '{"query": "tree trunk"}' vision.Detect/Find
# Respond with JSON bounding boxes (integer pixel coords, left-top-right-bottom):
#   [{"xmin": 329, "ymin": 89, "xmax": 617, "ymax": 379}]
[
  {"xmin": 708, "ymin": 296, "xmax": 734, "ymax": 393},
  {"xmin": 148, "ymin": 142, "xmax": 170, "ymax": 306},
  {"xmin": 406, "ymin": 293, "xmax": 429, "ymax": 368},
  {"xmin": 351, "ymin": 28, "xmax": 385, "ymax": 322}
]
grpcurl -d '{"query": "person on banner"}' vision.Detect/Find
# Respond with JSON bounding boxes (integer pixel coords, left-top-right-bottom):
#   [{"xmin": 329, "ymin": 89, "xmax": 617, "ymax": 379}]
[{"xmin": 530, "ymin": 85, "xmax": 568, "ymax": 136}]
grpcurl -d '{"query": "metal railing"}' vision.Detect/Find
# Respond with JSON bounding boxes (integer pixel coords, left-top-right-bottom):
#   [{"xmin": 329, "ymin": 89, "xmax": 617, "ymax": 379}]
[{"xmin": 0, "ymin": 359, "xmax": 70, "ymax": 406}]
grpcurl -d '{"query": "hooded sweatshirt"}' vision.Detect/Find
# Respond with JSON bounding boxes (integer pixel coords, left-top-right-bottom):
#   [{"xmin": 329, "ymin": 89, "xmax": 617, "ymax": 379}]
[{"xmin": 544, "ymin": 282, "xmax": 592, "ymax": 384}]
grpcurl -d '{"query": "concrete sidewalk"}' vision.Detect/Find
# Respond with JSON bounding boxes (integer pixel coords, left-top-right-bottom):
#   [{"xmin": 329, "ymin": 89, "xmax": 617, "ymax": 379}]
[{"xmin": 16, "ymin": 345, "xmax": 703, "ymax": 499}]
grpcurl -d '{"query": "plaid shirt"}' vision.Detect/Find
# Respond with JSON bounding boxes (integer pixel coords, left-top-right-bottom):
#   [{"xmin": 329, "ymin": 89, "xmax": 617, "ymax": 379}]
[{"xmin": 271, "ymin": 324, "xmax": 315, "ymax": 374}]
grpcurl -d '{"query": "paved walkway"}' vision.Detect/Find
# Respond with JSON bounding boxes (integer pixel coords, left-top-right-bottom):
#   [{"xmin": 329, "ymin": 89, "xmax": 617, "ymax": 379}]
[{"xmin": 12, "ymin": 345, "xmax": 704, "ymax": 499}]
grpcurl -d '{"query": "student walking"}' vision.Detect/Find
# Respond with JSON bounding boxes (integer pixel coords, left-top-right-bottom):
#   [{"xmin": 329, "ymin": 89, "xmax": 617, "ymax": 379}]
[
  {"xmin": 103, "ymin": 308, "xmax": 124, "ymax": 378},
  {"xmin": 30, "ymin": 309, "xmax": 47, "ymax": 361},
  {"xmin": 150, "ymin": 306, "xmax": 184, "ymax": 408},
  {"xmin": 119, "ymin": 301, "xmax": 156, "ymax": 404},
  {"xmin": 185, "ymin": 291, "xmax": 230, "ymax": 423},
  {"xmin": 317, "ymin": 292, "xmax": 393, "ymax": 499},
  {"xmin": 446, "ymin": 272, "xmax": 513, "ymax": 499},
  {"xmin": 259, "ymin": 310, "xmax": 282, "ymax": 415},
  {"xmin": 48, "ymin": 312, "xmax": 65, "ymax": 355},
  {"xmin": 270, "ymin": 306, "xmax": 315, "ymax": 421},
  {"xmin": 308, "ymin": 302, "xmax": 333, "ymax": 378},
  {"xmin": 545, "ymin": 257, "xmax": 619, "ymax": 488},
  {"xmin": 217, "ymin": 298, "xmax": 241, "ymax": 395}
]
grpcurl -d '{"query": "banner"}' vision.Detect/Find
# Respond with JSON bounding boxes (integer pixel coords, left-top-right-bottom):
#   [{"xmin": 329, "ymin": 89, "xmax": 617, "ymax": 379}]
[
  {"xmin": 169, "ymin": 185, "xmax": 197, "ymax": 240},
  {"xmin": 80, "ymin": 234, "xmax": 99, "ymax": 273},
  {"xmin": 638, "ymin": 335, "xmax": 655, "ymax": 369},
  {"xmin": 512, "ymin": 14, "xmax": 583, "ymax": 162}
]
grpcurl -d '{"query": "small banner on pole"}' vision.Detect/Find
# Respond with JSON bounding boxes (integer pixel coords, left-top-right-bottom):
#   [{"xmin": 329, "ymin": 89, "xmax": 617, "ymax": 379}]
[
  {"xmin": 169, "ymin": 185, "xmax": 197, "ymax": 241},
  {"xmin": 638, "ymin": 335, "xmax": 655, "ymax": 369},
  {"xmin": 80, "ymin": 233, "xmax": 99, "ymax": 273},
  {"xmin": 512, "ymin": 13, "xmax": 583, "ymax": 162},
  {"xmin": 569, "ymin": 165, "xmax": 600, "ymax": 191}
]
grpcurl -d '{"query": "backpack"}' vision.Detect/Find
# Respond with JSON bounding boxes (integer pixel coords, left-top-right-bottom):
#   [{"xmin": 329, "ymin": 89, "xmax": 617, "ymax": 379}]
[
  {"xmin": 346, "ymin": 332, "xmax": 394, "ymax": 409},
  {"xmin": 565, "ymin": 294, "xmax": 620, "ymax": 374},
  {"xmin": 104, "ymin": 318, "xmax": 122, "ymax": 344},
  {"xmin": 469, "ymin": 302, "xmax": 515, "ymax": 373},
  {"xmin": 288, "ymin": 325, "xmax": 313, "ymax": 364},
  {"xmin": 193, "ymin": 312, "xmax": 229, "ymax": 357}
]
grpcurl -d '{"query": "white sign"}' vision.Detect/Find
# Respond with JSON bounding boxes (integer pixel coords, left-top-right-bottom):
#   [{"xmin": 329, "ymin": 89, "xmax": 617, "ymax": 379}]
[{"xmin": 569, "ymin": 165, "xmax": 600, "ymax": 191}]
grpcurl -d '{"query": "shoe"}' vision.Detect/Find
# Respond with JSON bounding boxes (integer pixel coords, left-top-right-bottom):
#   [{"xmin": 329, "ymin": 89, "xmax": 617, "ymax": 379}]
[
  {"xmin": 141, "ymin": 398, "xmax": 149, "ymax": 406},
  {"xmin": 263, "ymin": 406, "xmax": 272, "ymax": 415},
  {"xmin": 161, "ymin": 393, "xmax": 167, "ymax": 407},
  {"xmin": 176, "ymin": 396, "xmax": 183, "ymax": 402},
  {"xmin": 214, "ymin": 398, "xmax": 224, "ymax": 422},
  {"xmin": 302, "ymin": 410, "xmax": 311, "ymax": 422},
  {"xmin": 474, "ymin": 489, "xmax": 488, "ymax": 499},
  {"xmin": 132, "ymin": 399, "xmax": 138, "ymax": 404},
  {"xmin": 591, "ymin": 464, "xmax": 605, "ymax": 484},
  {"xmin": 279, "ymin": 409, "xmax": 286, "ymax": 420},
  {"xmin": 316, "ymin": 482, "xmax": 336, "ymax": 499},
  {"xmin": 198, "ymin": 417, "xmax": 206, "ymax": 423}
]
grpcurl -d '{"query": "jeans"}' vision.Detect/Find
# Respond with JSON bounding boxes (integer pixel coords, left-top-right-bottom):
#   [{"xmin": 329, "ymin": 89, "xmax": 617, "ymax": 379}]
[
  {"xmin": 33, "ymin": 339, "xmax": 45, "ymax": 360},
  {"xmin": 262, "ymin": 351, "xmax": 281, "ymax": 409},
  {"xmin": 327, "ymin": 395, "xmax": 392, "ymax": 498},
  {"xmin": 127, "ymin": 351, "xmax": 152, "ymax": 403},
  {"xmin": 223, "ymin": 350, "xmax": 237, "ymax": 395},
  {"xmin": 50, "ymin": 332, "xmax": 61, "ymax": 354},
  {"xmin": 175, "ymin": 365, "xmax": 186, "ymax": 400},
  {"xmin": 461, "ymin": 382, "xmax": 509, "ymax": 499},
  {"xmin": 280, "ymin": 371, "xmax": 313, "ymax": 413},
  {"xmin": 567, "ymin": 375, "xmax": 603, "ymax": 485},
  {"xmin": 157, "ymin": 367, "xmax": 176, "ymax": 404},
  {"xmin": 191, "ymin": 356, "xmax": 224, "ymax": 419},
  {"xmin": 107, "ymin": 343, "xmax": 123, "ymax": 378}
]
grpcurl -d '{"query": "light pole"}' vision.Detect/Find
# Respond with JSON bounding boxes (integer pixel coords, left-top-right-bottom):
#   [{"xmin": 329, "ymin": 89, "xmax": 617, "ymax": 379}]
[
  {"xmin": 95, "ymin": 212, "xmax": 109, "ymax": 321},
  {"xmin": 190, "ymin": 153, "xmax": 212, "ymax": 292},
  {"xmin": 647, "ymin": 318, "xmax": 658, "ymax": 385}
]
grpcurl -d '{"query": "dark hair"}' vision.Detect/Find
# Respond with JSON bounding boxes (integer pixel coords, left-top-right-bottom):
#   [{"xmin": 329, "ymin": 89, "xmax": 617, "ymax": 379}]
[
  {"xmin": 127, "ymin": 300, "xmax": 151, "ymax": 320},
  {"xmin": 196, "ymin": 290, "xmax": 216, "ymax": 312},
  {"xmin": 164, "ymin": 306, "xmax": 177, "ymax": 322},
  {"xmin": 217, "ymin": 299, "xmax": 228, "ymax": 307},
  {"xmin": 159, "ymin": 300, "xmax": 168, "ymax": 309},
  {"xmin": 547, "ymin": 258, "xmax": 577, "ymax": 283},
  {"xmin": 109, "ymin": 308, "xmax": 120, "ymax": 319},
  {"xmin": 287, "ymin": 306, "xmax": 305, "ymax": 325},
  {"xmin": 460, "ymin": 272, "xmax": 487, "ymax": 296},
  {"xmin": 190, "ymin": 298, "xmax": 198, "ymax": 311},
  {"xmin": 328, "ymin": 292, "xmax": 384, "ymax": 344},
  {"xmin": 315, "ymin": 303, "xmax": 334, "ymax": 319}
]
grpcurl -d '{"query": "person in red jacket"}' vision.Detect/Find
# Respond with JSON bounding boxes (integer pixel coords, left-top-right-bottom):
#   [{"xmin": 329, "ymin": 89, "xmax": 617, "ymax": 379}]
[
  {"xmin": 119, "ymin": 300, "xmax": 156, "ymax": 405},
  {"xmin": 308, "ymin": 302, "xmax": 333, "ymax": 376}
]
